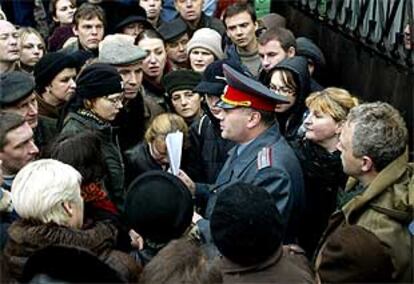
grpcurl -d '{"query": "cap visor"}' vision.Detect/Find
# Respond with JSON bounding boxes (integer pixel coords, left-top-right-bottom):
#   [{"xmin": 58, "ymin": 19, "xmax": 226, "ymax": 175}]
[{"xmin": 216, "ymin": 99, "xmax": 238, "ymax": 109}]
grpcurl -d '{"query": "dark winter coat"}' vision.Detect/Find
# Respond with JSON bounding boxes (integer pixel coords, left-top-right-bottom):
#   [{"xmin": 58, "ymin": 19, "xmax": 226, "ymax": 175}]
[
  {"xmin": 3, "ymin": 219, "xmax": 141, "ymax": 282},
  {"xmin": 61, "ymin": 110, "xmax": 125, "ymax": 212},
  {"xmin": 214, "ymin": 246, "xmax": 315, "ymax": 283},
  {"xmin": 290, "ymin": 138, "xmax": 347, "ymax": 257}
]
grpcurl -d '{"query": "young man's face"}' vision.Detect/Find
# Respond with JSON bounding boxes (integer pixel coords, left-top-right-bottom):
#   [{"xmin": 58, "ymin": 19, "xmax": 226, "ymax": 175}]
[
  {"xmin": 175, "ymin": 0, "xmax": 203, "ymax": 23},
  {"xmin": 0, "ymin": 122, "xmax": 39, "ymax": 175},
  {"xmin": 0, "ymin": 20, "xmax": 20, "ymax": 63},
  {"xmin": 166, "ymin": 33, "xmax": 189, "ymax": 65},
  {"xmin": 225, "ymin": 11, "xmax": 256, "ymax": 50},
  {"xmin": 258, "ymin": 39, "xmax": 290, "ymax": 71},
  {"xmin": 73, "ymin": 16, "xmax": 104, "ymax": 51},
  {"xmin": 140, "ymin": 0, "xmax": 162, "ymax": 20}
]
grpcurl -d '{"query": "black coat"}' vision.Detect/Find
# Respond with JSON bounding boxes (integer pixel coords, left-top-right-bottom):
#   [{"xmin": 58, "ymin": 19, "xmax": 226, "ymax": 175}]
[{"xmin": 290, "ymin": 138, "xmax": 347, "ymax": 257}]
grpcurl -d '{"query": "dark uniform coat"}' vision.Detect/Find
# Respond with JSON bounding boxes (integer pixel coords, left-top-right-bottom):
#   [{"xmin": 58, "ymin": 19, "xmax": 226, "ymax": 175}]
[{"xmin": 196, "ymin": 124, "xmax": 305, "ymax": 243}]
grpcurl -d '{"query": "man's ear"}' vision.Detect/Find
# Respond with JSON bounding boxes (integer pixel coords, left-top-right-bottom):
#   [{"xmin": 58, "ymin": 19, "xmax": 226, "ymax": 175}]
[
  {"xmin": 287, "ymin": 46, "xmax": 296, "ymax": 57},
  {"xmin": 246, "ymin": 111, "xmax": 261, "ymax": 128},
  {"xmin": 72, "ymin": 25, "xmax": 78, "ymax": 36},
  {"xmin": 62, "ymin": 201, "xmax": 74, "ymax": 217},
  {"xmin": 361, "ymin": 156, "xmax": 375, "ymax": 173}
]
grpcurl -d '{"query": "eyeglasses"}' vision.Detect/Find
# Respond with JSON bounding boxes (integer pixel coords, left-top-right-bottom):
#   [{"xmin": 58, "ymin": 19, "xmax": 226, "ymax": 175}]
[
  {"xmin": 103, "ymin": 95, "xmax": 124, "ymax": 105},
  {"xmin": 269, "ymin": 85, "xmax": 296, "ymax": 97}
]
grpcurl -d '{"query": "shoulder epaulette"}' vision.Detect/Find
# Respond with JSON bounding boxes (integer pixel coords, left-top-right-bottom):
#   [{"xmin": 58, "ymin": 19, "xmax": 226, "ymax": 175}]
[{"xmin": 257, "ymin": 147, "xmax": 272, "ymax": 170}]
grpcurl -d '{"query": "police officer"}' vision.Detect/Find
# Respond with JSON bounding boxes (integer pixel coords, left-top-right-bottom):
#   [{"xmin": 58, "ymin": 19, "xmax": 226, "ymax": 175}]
[{"xmin": 178, "ymin": 64, "xmax": 305, "ymax": 245}]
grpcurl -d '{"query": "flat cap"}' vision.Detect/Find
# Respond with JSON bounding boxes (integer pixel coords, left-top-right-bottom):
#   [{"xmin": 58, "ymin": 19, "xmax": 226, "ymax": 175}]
[
  {"xmin": 0, "ymin": 71, "xmax": 35, "ymax": 106},
  {"xmin": 162, "ymin": 70, "xmax": 202, "ymax": 96},
  {"xmin": 217, "ymin": 64, "xmax": 289, "ymax": 111},
  {"xmin": 98, "ymin": 34, "xmax": 147, "ymax": 65},
  {"xmin": 158, "ymin": 17, "xmax": 188, "ymax": 43},
  {"xmin": 296, "ymin": 37, "xmax": 326, "ymax": 68}
]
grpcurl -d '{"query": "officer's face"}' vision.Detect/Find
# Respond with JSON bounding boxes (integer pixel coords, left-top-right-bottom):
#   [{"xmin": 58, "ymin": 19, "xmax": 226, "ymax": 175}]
[
  {"xmin": 225, "ymin": 11, "xmax": 257, "ymax": 51},
  {"xmin": 217, "ymin": 107, "xmax": 252, "ymax": 143}
]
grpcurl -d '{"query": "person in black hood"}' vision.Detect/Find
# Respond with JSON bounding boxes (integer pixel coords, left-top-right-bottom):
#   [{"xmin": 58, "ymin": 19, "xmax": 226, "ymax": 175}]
[
  {"xmin": 183, "ymin": 59, "xmax": 238, "ymax": 185},
  {"xmin": 262, "ymin": 56, "xmax": 312, "ymax": 141}
]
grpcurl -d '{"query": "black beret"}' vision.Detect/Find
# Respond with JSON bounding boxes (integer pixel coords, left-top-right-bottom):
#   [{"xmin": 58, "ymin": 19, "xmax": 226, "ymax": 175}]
[
  {"xmin": 76, "ymin": 63, "xmax": 123, "ymax": 99},
  {"xmin": 0, "ymin": 71, "xmax": 35, "ymax": 107},
  {"xmin": 158, "ymin": 18, "xmax": 188, "ymax": 43},
  {"xmin": 125, "ymin": 171, "xmax": 193, "ymax": 244},
  {"xmin": 33, "ymin": 51, "xmax": 78, "ymax": 94},
  {"xmin": 162, "ymin": 70, "xmax": 202, "ymax": 96},
  {"xmin": 210, "ymin": 182, "xmax": 284, "ymax": 266}
]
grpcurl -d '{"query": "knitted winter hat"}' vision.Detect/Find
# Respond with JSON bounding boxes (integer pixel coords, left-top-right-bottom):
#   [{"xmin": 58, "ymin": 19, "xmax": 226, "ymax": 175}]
[
  {"xmin": 210, "ymin": 182, "xmax": 284, "ymax": 266},
  {"xmin": 76, "ymin": 63, "xmax": 123, "ymax": 99},
  {"xmin": 125, "ymin": 171, "xmax": 193, "ymax": 244},
  {"xmin": 186, "ymin": 28, "xmax": 224, "ymax": 60}
]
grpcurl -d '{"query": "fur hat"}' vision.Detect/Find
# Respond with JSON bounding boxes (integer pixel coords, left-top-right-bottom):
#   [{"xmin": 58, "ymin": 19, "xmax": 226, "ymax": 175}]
[
  {"xmin": 186, "ymin": 28, "xmax": 224, "ymax": 60},
  {"xmin": 125, "ymin": 171, "xmax": 193, "ymax": 244},
  {"xmin": 210, "ymin": 182, "xmax": 284, "ymax": 266},
  {"xmin": 98, "ymin": 34, "xmax": 147, "ymax": 65}
]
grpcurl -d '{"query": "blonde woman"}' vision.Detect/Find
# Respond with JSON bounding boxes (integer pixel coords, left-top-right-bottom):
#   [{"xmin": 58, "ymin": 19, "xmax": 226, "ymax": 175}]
[
  {"xmin": 125, "ymin": 113, "xmax": 189, "ymax": 186},
  {"xmin": 19, "ymin": 27, "xmax": 46, "ymax": 74},
  {"xmin": 291, "ymin": 87, "xmax": 359, "ymax": 258}
]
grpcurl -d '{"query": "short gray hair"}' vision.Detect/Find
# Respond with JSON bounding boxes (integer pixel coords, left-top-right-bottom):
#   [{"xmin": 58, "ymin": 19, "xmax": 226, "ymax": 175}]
[
  {"xmin": 347, "ymin": 102, "xmax": 408, "ymax": 171},
  {"xmin": 12, "ymin": 159, "xmax": 83, "ymax": 226}
]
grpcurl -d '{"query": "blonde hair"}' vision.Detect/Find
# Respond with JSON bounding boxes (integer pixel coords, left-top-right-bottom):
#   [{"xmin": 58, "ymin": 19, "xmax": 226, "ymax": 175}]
[
  {"xmin": 305, "ymin": 87, "xmax": 359, "ymax": 122},
  {"xmin": 145, "ymin": 113, "xmax": 189, "ymax": 144},
  {"xmin": 19, "ymin": 27, "xmax": 46, "ymax": 52},
  {"xmin": 12, "ymin": 159, "xmax": 83, "ymax": 227}
]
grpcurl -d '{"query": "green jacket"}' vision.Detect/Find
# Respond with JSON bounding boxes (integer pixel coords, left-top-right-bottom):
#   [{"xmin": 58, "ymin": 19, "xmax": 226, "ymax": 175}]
[
  {"xmin": 316, "ymin": 152, "xmax": 413, "ymax": 282},
  {"xmin": 61, "ymin": 111, "xmax": 125, "ymax": 212}
]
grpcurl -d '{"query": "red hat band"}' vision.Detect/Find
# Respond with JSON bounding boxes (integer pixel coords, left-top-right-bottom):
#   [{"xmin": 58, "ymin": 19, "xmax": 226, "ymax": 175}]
[{"xmin": 221, "ymin": 85, "xmax": 276, "ymax": 112}]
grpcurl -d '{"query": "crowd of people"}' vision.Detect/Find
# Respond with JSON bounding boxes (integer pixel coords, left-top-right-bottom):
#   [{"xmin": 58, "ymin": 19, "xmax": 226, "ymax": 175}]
[{"xmin": 0, "ymin": 0, "xmax": 412, "ymax": 283}]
